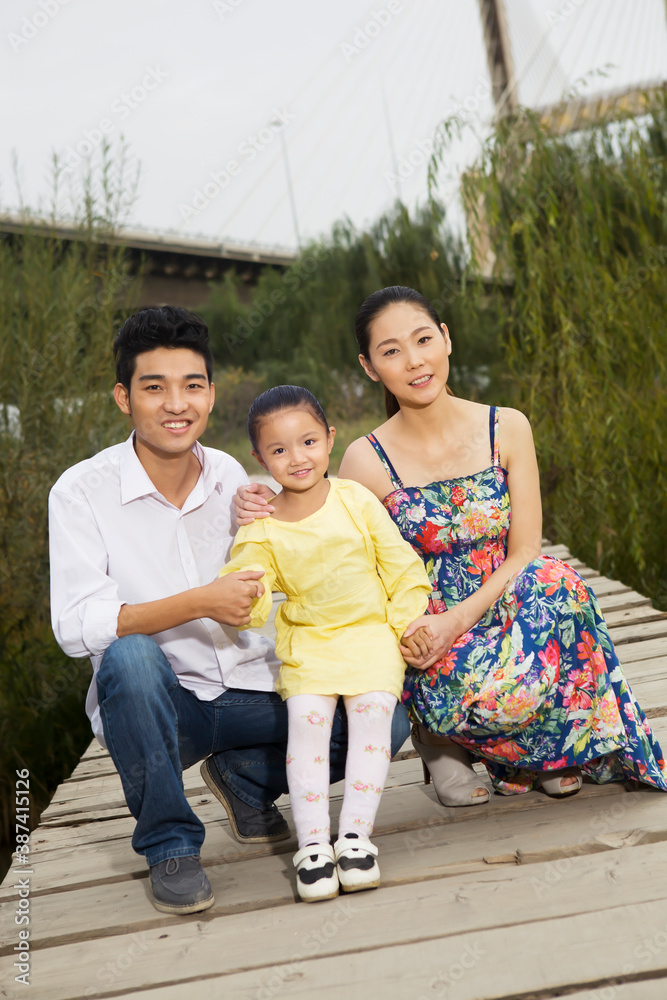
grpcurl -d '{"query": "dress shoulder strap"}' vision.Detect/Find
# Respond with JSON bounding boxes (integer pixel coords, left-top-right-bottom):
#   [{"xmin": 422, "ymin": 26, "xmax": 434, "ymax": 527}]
[
  {"xmin": 365, "ymin": 433, "xmax": 404, "ymax": 490},
  {"xmin": 489, "ymin": 406, "xmax": 501, "ymax": 467}
]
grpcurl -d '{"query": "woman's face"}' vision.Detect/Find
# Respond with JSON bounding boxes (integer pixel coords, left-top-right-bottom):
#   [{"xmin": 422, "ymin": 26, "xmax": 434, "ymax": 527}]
[{"xmin": 359, "ymin": 302, "xmax": 452, "ymax": 407}]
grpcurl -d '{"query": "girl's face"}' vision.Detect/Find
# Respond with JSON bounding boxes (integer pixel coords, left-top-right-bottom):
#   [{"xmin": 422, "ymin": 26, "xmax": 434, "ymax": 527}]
[
  {"xmin": 359, "ymin": 302, "xmax": 451, "ymax": 407},
  {"xmin": 253, "ymin": 406, "xmax": 335, "ymax": 492}
]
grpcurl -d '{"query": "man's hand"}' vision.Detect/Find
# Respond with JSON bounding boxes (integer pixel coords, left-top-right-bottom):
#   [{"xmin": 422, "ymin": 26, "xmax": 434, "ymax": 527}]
[
  {"xmin": 234, "ymin": 483, "xmax": 275, "ymax": 526},
  {"xmin": 116, "ymin": 570, "xmax": 267, "ymax": 638},
  {"xmin": 199, "ymin": 570, "xmax": 266, "ymax": 627}
]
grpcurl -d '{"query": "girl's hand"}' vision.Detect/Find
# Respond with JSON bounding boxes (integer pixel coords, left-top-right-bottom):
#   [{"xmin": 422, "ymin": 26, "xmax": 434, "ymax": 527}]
[
  {"xmin": 234, "ymin": 483, "xmax": 276, "ymax": 526},
  {"xmin": 400, "ymin": 625, "xmax": 433, "ymax": 662},
  {"xmin": 400, "ymin": 610, "xmax": 465, "ymax": 670}
]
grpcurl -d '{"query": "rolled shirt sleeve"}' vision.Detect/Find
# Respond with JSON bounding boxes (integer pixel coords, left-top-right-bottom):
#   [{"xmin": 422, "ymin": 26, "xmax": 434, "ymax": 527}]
[{"xmin": 49, "ymin": 486, "xmax": 122, "ymax": 658}]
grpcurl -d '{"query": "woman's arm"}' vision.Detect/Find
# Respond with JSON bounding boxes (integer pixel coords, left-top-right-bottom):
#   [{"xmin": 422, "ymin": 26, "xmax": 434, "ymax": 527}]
[{"xmin": 402, "ymin": 408, "xmax": 542, "ymax": 668}]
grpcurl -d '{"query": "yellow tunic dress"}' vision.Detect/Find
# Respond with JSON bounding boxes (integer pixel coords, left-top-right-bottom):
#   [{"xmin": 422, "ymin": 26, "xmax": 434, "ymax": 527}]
[{"xmin": 220, "ymin": 478, "xmax": 432, "ymax": 700}]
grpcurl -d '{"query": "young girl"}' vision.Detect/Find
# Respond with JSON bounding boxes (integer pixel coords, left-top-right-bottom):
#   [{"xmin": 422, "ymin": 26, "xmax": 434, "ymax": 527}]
[{"xmin": 219, "ymin": 385, "xmax": 432, "ymax": 902}]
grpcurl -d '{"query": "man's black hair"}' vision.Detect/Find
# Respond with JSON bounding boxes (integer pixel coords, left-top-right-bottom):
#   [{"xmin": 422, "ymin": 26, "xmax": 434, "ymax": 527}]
[{"xmin": 113, "ymin": 306, "xmax": 214, "ymax": 389}]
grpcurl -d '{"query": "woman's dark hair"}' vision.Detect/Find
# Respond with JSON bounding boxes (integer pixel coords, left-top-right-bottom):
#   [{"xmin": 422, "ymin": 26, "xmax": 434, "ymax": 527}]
[
  {"xmin": 354, "ymin": 285, "xmax": 453, "ymax": 417},
  {"xmin": 113, "ymin": 306, "xmax": 214, "ymax": 389},
  {"xmin": 248, "ymin": 385, "xmax": 330, "ymax": 451}
]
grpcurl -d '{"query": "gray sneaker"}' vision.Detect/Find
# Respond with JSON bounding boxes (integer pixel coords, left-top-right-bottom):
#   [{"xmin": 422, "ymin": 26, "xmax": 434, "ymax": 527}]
[{"xmin": 149, "ymin": 855, "xmax": 214, "ymax": 914}]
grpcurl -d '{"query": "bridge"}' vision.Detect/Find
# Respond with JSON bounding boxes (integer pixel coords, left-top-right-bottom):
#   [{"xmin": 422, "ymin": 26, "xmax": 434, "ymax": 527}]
[{"xmin": 0, "ymin": 214, "xmax": 297, "ymax": 309}]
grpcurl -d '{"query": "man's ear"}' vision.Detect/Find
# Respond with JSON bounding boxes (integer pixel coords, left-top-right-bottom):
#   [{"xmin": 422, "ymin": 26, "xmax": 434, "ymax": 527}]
[
  {"xmin": 208, "ymin": 381, "xmax": 215, "ymax": 413},
  {"xmin": 113, "ymin": 382, "xmax": 131, "ymax": 416},
  {"xmin": 358, "ymin": 354, "xmax": 380, "ymax": 383},
  {"xmin": 251, "ymin": 449, "xmax": 270, "ymax": 472}
]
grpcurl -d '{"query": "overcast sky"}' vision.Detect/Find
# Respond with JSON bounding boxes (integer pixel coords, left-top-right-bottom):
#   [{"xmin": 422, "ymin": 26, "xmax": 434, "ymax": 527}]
[{"xmin": 2, "ymin": 0, "xmax": 665, "ymax": 250}]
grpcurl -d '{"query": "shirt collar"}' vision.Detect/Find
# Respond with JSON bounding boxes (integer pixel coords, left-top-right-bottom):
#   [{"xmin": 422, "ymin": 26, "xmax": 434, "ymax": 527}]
[{"xmin": 119, "ymin": 434, "xmax": 224, "ymax": 506}]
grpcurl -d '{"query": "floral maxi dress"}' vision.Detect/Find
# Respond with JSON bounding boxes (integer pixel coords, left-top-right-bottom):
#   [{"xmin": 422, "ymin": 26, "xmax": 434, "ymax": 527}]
[{"xmin": 367, "ymin": 407, "xmax": 667, "ymax": 794}]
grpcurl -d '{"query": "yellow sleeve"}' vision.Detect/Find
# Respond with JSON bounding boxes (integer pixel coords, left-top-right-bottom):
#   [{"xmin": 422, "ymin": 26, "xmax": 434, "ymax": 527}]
[
  {"xmin": 218, "ymin": 526, "xmax": 277, "ymax": 630},
  {"xmin": 341, "ymin": 481, "xmax": 432, "ymax": 639}
]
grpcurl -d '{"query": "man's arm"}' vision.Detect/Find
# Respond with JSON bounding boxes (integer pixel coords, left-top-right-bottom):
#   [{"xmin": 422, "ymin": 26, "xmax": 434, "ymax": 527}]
[
  {"xmin": 49, "ymin": 486, "xmax": 266, "ymax": 657},
  {"xmin": 116, "ymin": 571, "xmax": 266, "ymax": 636}
]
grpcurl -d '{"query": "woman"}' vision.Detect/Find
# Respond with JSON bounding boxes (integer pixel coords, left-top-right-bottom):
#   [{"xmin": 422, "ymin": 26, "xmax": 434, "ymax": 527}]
[{"xmin": 237, "ymin": 285, "xmax": 667, "ymax": 806}]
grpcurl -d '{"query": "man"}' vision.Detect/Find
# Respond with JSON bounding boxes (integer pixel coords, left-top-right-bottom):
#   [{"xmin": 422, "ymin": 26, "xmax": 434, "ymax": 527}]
[{"xmin": 49, "ymin": 306, "xmax": 409, "ymax": 915}]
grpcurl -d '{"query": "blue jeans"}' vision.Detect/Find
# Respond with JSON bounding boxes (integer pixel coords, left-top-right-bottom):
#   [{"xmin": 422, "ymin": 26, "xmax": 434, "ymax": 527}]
[{"xmin": 96, "ymin": 634, "xmax": 410, "ymax": 865}]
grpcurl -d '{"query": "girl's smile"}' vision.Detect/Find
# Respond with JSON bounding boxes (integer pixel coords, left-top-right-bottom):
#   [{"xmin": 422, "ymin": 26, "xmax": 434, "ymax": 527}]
[{"xmin": 253, "ymin": 406, "xmax": 335, "ymax": 501}]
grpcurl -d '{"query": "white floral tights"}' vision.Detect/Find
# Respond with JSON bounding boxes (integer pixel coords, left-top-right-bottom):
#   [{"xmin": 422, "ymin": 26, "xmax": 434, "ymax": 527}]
[{"xmin": 286, "ymin": 691, "xmax": 397, "ymax": 848}]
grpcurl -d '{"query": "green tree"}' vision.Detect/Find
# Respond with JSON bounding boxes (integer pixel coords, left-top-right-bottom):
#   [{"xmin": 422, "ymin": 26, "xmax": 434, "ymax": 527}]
[
  {"xmin": 201, "ymin": 202, "xmax": 500, "ymax": 417},
  {"xmin": 0, "ymin": 155, "xmax": 139, "ymax": 860},
  {"xmin": 435, "ymin": 94, "xmax": 667, "ymax": 607}
]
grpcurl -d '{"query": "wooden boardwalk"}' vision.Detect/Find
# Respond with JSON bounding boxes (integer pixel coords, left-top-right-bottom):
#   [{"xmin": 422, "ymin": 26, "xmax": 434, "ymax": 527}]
[{"xmin": 2, "ymin": 542, "xmax": 667, "ymax": 999}]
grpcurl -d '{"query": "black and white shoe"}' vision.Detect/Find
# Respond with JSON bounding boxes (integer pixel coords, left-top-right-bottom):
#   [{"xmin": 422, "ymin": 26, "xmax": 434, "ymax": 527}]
[
  {"xmin": 333, "ymin": 834, "xmax": 380, "ymax": 892},
  {"xmin": 293, "ymin": 843, "xmax": 339, "ymax": 902}
]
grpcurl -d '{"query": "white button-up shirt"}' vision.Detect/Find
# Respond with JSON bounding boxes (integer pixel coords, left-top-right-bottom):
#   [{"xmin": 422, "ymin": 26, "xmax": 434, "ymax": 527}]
[{"xmin": 49, "ymin": 434, "xmax": 279, "ymax": 746}]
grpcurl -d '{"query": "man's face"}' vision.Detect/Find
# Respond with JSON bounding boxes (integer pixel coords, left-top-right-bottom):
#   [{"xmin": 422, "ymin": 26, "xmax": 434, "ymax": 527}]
[{"xmin": 113, "ymin": 347, "xmax": 215, "ymax": 460}]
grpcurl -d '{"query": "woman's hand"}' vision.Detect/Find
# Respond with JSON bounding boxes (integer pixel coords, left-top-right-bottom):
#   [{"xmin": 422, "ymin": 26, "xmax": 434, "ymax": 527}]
[
  {"xmin": 400, "ymin": 610, "xmax": 465, "ymax": 670},
  {"xmin": 400, "ymin": 625, "xmax": 434, "ymax": 661},
  {"xmin": 234, "ymin": 483, "xmax": 276, "ymax": 526}
]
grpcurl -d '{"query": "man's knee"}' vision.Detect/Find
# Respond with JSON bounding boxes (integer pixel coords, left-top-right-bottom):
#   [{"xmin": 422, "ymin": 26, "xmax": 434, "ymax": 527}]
[{"xmin": 97, "ymin": 634, "xmax": 173, "ymax": 696}]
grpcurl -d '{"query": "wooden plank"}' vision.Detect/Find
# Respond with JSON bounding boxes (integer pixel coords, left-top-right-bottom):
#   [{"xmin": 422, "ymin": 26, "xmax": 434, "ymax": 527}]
[
  {"xmin": 619, "ymin": 639, "xmax": 667, "ymax": 664},
  {"xmin": 541, "ymin": 543, "xmax": 572, "ymax": 559},
  {"xmin": 122, "ymin": 979, "xmax": 667, "ymax": 1000},
  {"xmin": 597, "ymin": 590, "xmax": 653, "ymax": 614},
  {"xmin": 11, "ymin": 717, "xmax": 667, "ymax": 895},
  {"xmin": 628, "ymin": 656, "xmax": 667, "ymax": 684},
  {"xmin": 6, "ymin": 799, "xmax": 667, "ymax": 952},
  {"xmin": 15, "ymin": 848, "xmax": 667, "ymax": 1000},
  {"xmin": 586, "ymin": 578, "xmax": 633, "ymax": 597},
  {"xmin": 607, "ymin": 619, "xmax": 667, "ymax": 645},
  {"xmin": 37, "ymin": 748, "xmax": 418, "ymax": 824},
  {"xmin": 3, "ymin": 773, "xmax": 663, "ymax": 906},
  {"xmin": 65, "ymin": 759, "xmax": 118, "ymax": 783},
  {"xmin": 604, "ymin": 606, "xmax": 667, "ymax": 629},
  {"xmin": 627, "ymin": 680, "xmax": 667, "ymax": 717}
]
